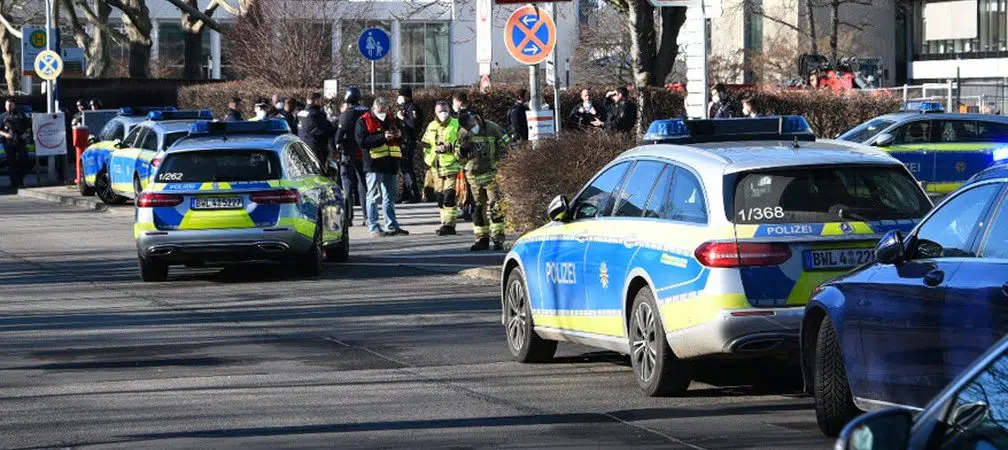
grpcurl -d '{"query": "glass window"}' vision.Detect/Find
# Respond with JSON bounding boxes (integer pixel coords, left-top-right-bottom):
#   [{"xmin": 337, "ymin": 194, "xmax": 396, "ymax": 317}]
[
  {"xmin": 100, "ymin": 120, "xmax": 125, "ymax": 142},
  {"xmin": 401, "ymin": 22, "xmax": 451, "ymax": 87},
  {"xmin": 614, "ymin": 161, "xmax": 665, "ymax": 217},
  {"xmin": 284, "ymin": 145, "xmax": 309, "ymax": 178},
  {"xmin": 978, "ymin": 121, "xmax": 1008, "ymax": 142},
  {"xmin": 981, "ymin": 194, "xmax": 1008, "ymax": 258},
  {"xmin": 893, "ymin": 120, "xmax": 932, "ymax": 145},
  {"xmin": 914, "ymin": 183, "xmax": 1002, "ymax": 258},
  {"xmin": 643, "ymin": 165, "xmax": 674, "ymax": 219},
  {"xmin": 158, "ymin": 150, "xmax": 281, "ymax": 183},
  {"xmin": 667, "ymin": 169, "xmax": 707, "ymax": 223},
  {"xmin": 122, "ymin": 126, "xmax": 146, "ymax": 148},
  {"xmin": 934, "ymin": 120, "xmax": 979, "ymax": 143},
  {"xmin": 296, "ymin": 142, "xmax": 323, "ymax": 175},
  {"xmin": 733, "ymin": 167, "xmax": 930, "ymax": 224},
  {"xmin": 140, "ymin": 130, "xmax": 158, "ymax": 151},
  {"xmin": 937, "ymin": 349, "xmax": 1008, "ymax": 449},
  {"xmin": 163, "ymin": 132, "xmax": 187, "ymax": 149},
  {"xmin": 914, "ymin": 0, "xmax": 1008, "ymax": 60},
  {"xmin": 838, "ymin": 118, "xmax": 897, "ymax": 143},
  {"xmin": 573, "ymin": 162, "xmax": 630, "ymax": 220},
  {"xmin": 340, "ymin": 21, "xmax": 393, "ymax": 90}
]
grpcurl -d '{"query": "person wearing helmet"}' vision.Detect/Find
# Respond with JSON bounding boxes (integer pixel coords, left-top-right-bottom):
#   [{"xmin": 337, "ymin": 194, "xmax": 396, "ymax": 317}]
[
  {"xmin": 334, "ymin": 86, "xmax": 369, "ymax": 226},
  {"xmin": 456, "ymin": 112, "xmax": 511, "ymax": 251}
]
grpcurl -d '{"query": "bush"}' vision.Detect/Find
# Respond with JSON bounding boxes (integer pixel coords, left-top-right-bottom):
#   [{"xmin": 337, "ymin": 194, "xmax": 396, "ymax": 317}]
[{"xmin": 497, "ymin": 131, "xmax": 637, "ymax": 234}]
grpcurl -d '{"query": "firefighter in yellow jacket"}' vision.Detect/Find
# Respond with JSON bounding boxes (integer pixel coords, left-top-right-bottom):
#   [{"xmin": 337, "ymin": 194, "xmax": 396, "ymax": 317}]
[
  {"xmin": 422, "ymin": 101, "xmax": 462, "ymax": 236},
  {"xmin": 456, "ymin": 112, "xmax": 511, "ymax": 251}
]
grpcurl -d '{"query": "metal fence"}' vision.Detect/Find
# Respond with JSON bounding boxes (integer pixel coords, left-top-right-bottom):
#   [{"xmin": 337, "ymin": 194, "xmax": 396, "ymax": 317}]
[{"xmin": 862, "ymin": 81, "xmax": 1008, "ymax": 115}]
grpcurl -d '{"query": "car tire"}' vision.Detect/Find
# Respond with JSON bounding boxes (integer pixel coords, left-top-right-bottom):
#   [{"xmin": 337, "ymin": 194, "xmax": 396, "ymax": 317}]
[
  {"xmin": 78, "ymin": 178, "xmax": 95, "ymax": 196},
  {"xmin": 95, "ymin": 168, "xmax": 126, "ymax": 205},
  {"xmin": 296, "ymin": 224, "xmax": 323, "ymax": 277},
  {"xmin": 325, "ymin": 202, "xmax": 350, "ymax": 263},
  {"xmin": 629, "ymin": 286, "xmax": 691, "ymax": 397},
  {"xmin": 504, "ymin": 267, "xmax": 557, "ymax": 363},
  {"xmin": 814, "ymin": 316, "xmax": 861, "ymax": 437},
  {"xmin": 138, "ymin": 255, "xmax": 168, "ymax": 282},
  {"xmin": 133, "ymin": 173, "xmax": 143, "ymax": 197}
]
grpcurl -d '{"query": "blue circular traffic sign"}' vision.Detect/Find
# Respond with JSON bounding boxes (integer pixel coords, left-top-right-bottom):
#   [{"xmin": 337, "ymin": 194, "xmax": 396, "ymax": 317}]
[{"xmin": 358, "ymin": 28, "xmax": 390, "ymax": 61}]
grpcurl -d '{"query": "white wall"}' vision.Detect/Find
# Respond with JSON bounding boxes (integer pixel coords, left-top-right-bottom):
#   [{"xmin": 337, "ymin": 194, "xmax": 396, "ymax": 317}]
[{"xmin": 912, "ymin": 58, "xmax": 1008, "ymax": 80}]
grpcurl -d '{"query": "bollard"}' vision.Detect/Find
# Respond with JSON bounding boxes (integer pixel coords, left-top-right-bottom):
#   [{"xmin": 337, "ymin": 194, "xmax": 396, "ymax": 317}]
[{"xmin": 72, "ymin": 126, "xmax": 89, "ymax": 185}]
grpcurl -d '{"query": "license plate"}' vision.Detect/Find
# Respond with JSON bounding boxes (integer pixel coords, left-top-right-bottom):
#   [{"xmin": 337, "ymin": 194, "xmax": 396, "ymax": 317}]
[
  {"xmin": 803, "ymin": 248, "xmax": 874, "ymax": 270},
  {"xmin": 191, "ymin": 196, "xmax": 243, "ymax": 210}
]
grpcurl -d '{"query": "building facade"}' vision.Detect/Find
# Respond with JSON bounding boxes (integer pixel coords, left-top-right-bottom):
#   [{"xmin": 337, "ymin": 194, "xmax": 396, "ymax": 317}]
[{"xmin": 909, "ymin": 0, "xmax": 1007, "ymax": 82}]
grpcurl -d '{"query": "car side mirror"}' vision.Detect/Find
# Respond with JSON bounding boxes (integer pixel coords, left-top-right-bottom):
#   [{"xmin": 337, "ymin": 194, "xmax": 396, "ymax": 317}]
[
  {"xmin": 873, "ymin": 132, "xmax": 895, "ymax": 147},
  {"xmin": 875, "ymin": 230, "xmax": 905, "ymax": 265},
  {"xmin": 836, "ymin": 407, "xmax": 913, "ymax": 450},
  {"xmin": 547, "ymin": 195, "xmax": 570, "ymax": 222},
  {"xmin": 113, "ymin": 139, "xmax": 123, "ymax": 149}
]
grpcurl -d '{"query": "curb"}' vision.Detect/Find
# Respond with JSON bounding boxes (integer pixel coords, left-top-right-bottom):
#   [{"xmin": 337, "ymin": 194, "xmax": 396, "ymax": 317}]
[
  {"xmin": 460, "ymin": 266, "xmax": 501, "ymax": 283},
  {"xmin": 16, "ymin": 188, "xmax": 109, "ymax": 212}
]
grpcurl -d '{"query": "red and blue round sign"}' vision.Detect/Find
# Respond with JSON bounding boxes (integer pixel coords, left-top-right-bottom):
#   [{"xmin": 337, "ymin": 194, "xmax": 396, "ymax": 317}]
[{"xmin": 504, "ymin": 5, "xmax": 556, "ymax": 65}]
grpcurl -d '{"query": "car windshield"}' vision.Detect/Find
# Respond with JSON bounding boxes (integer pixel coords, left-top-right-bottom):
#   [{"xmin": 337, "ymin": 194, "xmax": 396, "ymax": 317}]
[
  {"xmin": 837, "ymin": 118, "xmax": 895, "ymax": 142},
  {"xmin": 732, "ymin": 166, "xmax": 931, "ymax": 224},
  {"xmin": 156, "ymin": 150, "xmax": 281, "ymax": 183},
  {"xmin": 162, "ymin": 132, "xmax": 187, "ymax": 149}
]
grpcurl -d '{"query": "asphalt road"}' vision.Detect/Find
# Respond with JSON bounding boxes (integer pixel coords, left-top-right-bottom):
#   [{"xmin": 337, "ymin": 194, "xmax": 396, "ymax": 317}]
[{"xmin": 0, "ymin": 193, "xmax": 833, "ymax": 449}]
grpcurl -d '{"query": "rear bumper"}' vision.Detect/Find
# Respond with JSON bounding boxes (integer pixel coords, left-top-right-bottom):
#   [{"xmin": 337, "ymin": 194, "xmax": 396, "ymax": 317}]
[
  {"xmin": 666, "ymin": 306, "xmax": 803, "ymax": 359},
  {"xmin": 136, "ymin": 227, "xmax": 312, "ymax": 264}
]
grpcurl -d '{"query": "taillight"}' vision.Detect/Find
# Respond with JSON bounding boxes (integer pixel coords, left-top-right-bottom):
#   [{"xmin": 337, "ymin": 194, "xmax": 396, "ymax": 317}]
[
  {"xmin": 136, "ymin": 192, "xmax": 183, "ymax": 208},
  {"xmin": 695, "ymin": 241, "xmax": 792, "ymax": 268},
  {"xmin": 251, "ymin": 189, "xmax": 300, "ymax": 204}
]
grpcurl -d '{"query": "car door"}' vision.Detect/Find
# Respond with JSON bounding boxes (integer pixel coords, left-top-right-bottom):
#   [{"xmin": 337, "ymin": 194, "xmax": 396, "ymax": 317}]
[
  {"xmin": 132, "ymin": 128, "xmax": 160, "ymax": 192},
  {"xmin": 886, "ymin": 119, "xmax": 936, "ymax": 184},
  {"xmin": 855, "ymin": 182, "xmax": 1003, "ymax": 408},
  {"xmin": 535, "ymin": 161, "xmax": 631, "ymax": 331},
  {"xmin": 931, "ymin": 119, "xmax": 989, "ymax": 191},
  {"xmin": 582, "ymin": 160, "xmax": 666, "ymax": 337},
  {"xmin": 942, "ymin": 183, "xmax": 1008, "ymax": 385},
  {"xmin": 110, "ymin": 125, "xmax": 147, "ymax": 193}
]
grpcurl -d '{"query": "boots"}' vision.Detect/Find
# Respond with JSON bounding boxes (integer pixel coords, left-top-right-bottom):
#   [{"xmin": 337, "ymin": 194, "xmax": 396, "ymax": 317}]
[
  {"xmin": 436, "ymin": 225, "xmax": 456, "ymax": 236},
  {"xmin": 470, "ymin": 237, "xmax": 490, "ymax": 251},
  {"xmin": 492, "ymin": 239, "xmax": 505, "ymax": 251}
]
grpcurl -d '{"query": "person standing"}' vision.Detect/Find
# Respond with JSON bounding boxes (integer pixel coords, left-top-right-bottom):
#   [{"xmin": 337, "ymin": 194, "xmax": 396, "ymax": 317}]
[
  {"xmin": 457, "ymin": 112, "xmax": 511, "ymax": 251},
  {"xmin": 251, "ymin": 98, "xmax": 270, "ymax": 121},
  {"xmin": 224, "ymin": 97, "xmax": 243, "ymax": 122},
  {"xmin": 451, "ymin": 92, "xmax": 476, "ymax": 221},
  {"xmin": 571, "ymin": 88, "xmax": 605, "ymax": 130},
  {"xmin": 336, "ymin": 87, "xmax": 370, "ymax": 226},
  {"xmin": 356, "ymin": 97, "xmax": 409, "ymax": 237},
  {"xmin": 71, "ymin": 99, "xmax": 87, "ymax": 128},
  {"xmin": 298, "ymin": 93, "xmax": 335, "ymax": 165},
  {"xmin": 741, "ymin": 97, "xmax": 760, "ymax": 118},
  {"xmin": 422, "ymin": 101, "xmax": 462, "ymax": 236},
  {"xmin": 507, "ymin": 89, "xmax": 529, "ymax": 142},
  {"xmin": 276, "ymin": 98, "xmax": 298, "ymax": 131},
  {"xmin": 604, "ymin": 87, "xmax": 637, "ymax": 134},
  {"xmin": 89, "ymin": 98, "xmax": 103, "ymax": 110},
  {"xmin": 1, "ymin": 99, "xmax": 30, "ymax": 191},
  {"xmin": 452, "ymin": 92, "xmax": 472, "ymax": 119},
  {"xmin": 708, "ymin": 83, "xmax": 735, "ymax": 118},
  {"xmin": 396, "ymin": 87, "xmax": 422, "ymax": 203}
]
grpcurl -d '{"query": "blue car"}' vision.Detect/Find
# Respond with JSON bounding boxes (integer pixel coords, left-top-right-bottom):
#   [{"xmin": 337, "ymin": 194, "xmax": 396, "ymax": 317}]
[{"xmin": 802, "ymin": 161, "xmax": 1008, "ymax": 436}]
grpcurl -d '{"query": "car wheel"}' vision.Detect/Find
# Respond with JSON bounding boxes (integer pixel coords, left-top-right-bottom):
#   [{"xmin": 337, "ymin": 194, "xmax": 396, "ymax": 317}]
[
  {"xmin": 325, "ymin": 202, "xmax": 350, "ymax": 263},
  {"xmin": 504, "ymin": 267, "xmax": 556, "ymax": 363},
  {"xmin": 296, "ymin": 224, "xmax": 323, "ymax": 277},
  {"xmin": 138, "ymin": 255, "xmax": 168, "ymax": 282},
  {"xmin": 78, "ymin": 178, "xmax": 95, "ymax": 196},
  {"xmin": 814, "ymin": 316, "xmax": 861, "ymax": 437},
  {"xmin": 95, "ymin": 168, "xmax": 126, "ymax": 205},
  {"xmin": 629, "ymin": 286, "xmax": 691, "ymax": 397}
]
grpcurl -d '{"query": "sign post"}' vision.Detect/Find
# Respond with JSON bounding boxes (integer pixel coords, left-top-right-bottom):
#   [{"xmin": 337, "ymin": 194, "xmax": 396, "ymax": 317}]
[
  {"xmin": 358, "ymin": 27, "xmax": 391, "ymax": 94},
  {"xmin": 504, "ymin": 4, "xmax": 558, "ymax": 140},
  {"xmin": 476, "ymin": 0, "xmax": 493, "ymax": 76},
  {"xmin": 550, "ymin": 1, "xmax": 561, "ymax": 134}
]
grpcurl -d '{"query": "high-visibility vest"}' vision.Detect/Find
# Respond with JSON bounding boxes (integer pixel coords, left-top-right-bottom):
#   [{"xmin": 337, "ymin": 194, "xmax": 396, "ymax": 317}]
[
  {"xmin": 422, "ymin": 119, "xmax": 461, "ymax": 176},
  {"xmin": 361, "ymin": 112, "xmax": 403, "ymax": 160}
]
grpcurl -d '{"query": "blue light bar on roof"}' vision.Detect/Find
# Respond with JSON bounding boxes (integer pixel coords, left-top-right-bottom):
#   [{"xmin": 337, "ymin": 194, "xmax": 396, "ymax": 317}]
[
  {"xmin": 118, "ymin": 106, "xmax": 177, "ymax": 116},
  {"xmin": 918, "ymin": 101, "xmax": 944, "ymax": 113},
  {"xmin": 188, "ymin": 119, "xmax": 291, "ymax": 136},
  {"xmin": 643, "ymin": 115, "xmax": 816, "ymax": 144},
  {"xmin": 643, "ymin": 119, "xmax": 689, "ymax": 142},
  {"xmin": 147, "ymin": 109, "xmax": 213, "ymax": 121}
]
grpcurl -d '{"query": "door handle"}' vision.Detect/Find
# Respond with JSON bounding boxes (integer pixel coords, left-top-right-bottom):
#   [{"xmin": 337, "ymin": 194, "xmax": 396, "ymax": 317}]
[
  {"xmin": 923, "ymin": 269, "xmax": 945, "ymax": 287},
  {"xmin": 575, "ymin": 231, "xmax": 588, "ymax": 243}
]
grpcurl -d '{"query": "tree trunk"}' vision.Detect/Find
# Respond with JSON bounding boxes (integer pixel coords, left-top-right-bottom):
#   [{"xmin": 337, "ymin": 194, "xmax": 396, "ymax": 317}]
[
  {"xmin": 806, "ymin": 0, "xmax": 818, "ymax": 54},
  {"xmin": 181, "ymin": 0, "xmax": 204, "ymax": 80},
  {"xmin": 627, "ymin": 0, "xmax": 657, "ymax": 86},
  {"xmin": 0, "ymin": 23, "xmax": 16, "ymax": 95},
  {"xmin": 89, "ymin": 0, "xmax": 113, "ymax": 78},
  {"xmin": 122, "ymin": 0, "xmax": 153, "ymax": 79},
  {"xmin": 830, "ymin": 0, "xmax": 839, "ymax": 63}
]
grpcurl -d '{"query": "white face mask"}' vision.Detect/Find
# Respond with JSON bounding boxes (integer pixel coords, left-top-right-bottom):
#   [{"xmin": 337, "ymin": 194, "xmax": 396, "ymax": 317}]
[
  {"xmin": 583, "ymin": 101, "xmax": 593, "ymax": 109},
  {"xmin": 397, "ymin": 96, "xmax": 406, "ymax": 106},
  {"xmin": 373, "ymin": 110, "xmax": 387, "ymax": 121},
  {"xmin": 437, "ymin": 111, "xmax": 450, "ymax": 122},
  {"xmin": 275, "ymin": 102, "xmax": 283, "ymax": 110},
  {"xmin": 470, "ymin": 124, "xmax": 481, "ymax": 134},
  {"xmin": 452, "ymin": 104, "xmax": 461, "ymax": 113},
  {"xmin": 255, "ymin": 109, "xmax": 267, "ymax": 119}
]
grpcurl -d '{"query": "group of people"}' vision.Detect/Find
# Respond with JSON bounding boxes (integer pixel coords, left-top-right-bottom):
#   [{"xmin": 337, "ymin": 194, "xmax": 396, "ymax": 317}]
[
  {"xmin": 249, "ymin": 87, "xmax": 510, "ymax": 251},
  {"xmin": 707, "ymin": 83, "xmax": 761, "ymax": 119},
  {"xmin": 566, "ymin": 87, "xmax": 638, "ymax": 134}
]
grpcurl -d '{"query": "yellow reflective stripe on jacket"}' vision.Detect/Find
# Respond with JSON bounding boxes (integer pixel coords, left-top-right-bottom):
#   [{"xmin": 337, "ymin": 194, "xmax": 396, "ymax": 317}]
[{"xmin": 369, "ymin": 144, "xmax": 402, "ymax": 159}]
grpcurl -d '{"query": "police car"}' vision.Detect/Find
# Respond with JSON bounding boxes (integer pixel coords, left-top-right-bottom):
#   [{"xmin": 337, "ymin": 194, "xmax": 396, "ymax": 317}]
[
  {"xmin": 501, "ymin": 116, "xmax": 933, "ymax": 396},
  {"xmin": 837, "ymin": 112, "xmax": 1008, "ymax": 194},
  {"xmin": 80, "ymin": 107, "xmax": 197, "ymax": 203},
  {"xmin": 134, "ymin": 120, "xmax": 349, "ymax": 282}
]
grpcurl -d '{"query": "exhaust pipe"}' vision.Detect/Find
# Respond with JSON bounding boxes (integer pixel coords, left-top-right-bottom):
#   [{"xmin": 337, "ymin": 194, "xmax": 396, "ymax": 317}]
[
  {"xmin": 148, "ymin": 247, "xmax": 174, "ymax": 256},
  {"xmin": 734, "ymin": 339, "xmax": 783, "ymax": 353},
  {"xmin": 257, "ymin": 243, "xmax": 287, "ymax": 253}
]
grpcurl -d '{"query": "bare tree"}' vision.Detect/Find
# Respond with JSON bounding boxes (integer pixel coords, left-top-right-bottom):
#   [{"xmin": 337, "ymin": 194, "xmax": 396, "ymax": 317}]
[
  {"xmin": 572, "ymin": 7, "xmax": 633, "ymax": 86},
  {"xmin": 63, "ymin": 0, "xmax": 125, "ymax": 78},
  {"xmin": 602, "ymin": 0, "xmax": 687, "ymax": 87},
  {"xmin": 0, "ymin": 0, "xmax": 42, "ymax": 94}
]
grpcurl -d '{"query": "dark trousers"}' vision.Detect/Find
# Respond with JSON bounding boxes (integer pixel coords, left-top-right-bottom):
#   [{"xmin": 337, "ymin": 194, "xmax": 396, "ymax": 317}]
[
  {"xmin": 341, "ymin": 158, "xmax": 368, "ymax": 221},
  {"xmin": 400, "ymin": 146, "xmax": 420, "ymax": 202},
  {"xmin": 7, "ymin": 151, "xmax": 25, "ymax": 189}
]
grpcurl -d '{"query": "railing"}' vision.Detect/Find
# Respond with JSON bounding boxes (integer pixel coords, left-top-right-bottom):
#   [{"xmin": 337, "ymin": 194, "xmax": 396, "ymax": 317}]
[{"xmin": 860, "ymin": 81, "xmax": 1007, "ymax": 115}]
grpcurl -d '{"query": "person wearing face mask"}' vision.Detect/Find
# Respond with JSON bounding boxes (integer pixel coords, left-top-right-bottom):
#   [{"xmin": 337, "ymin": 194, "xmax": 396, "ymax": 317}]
[
  {"xmin": 395, "ymin": 87, "xmax": 422, "ymax": 203},
  {"xmin": 740, "ymin": 97, "xmax": 760, "ymax": 118},
  {"xmin": 570, "ymin": 88, "xmax": 605, "ymax": 130},
  {"xmin": 422, "ymin": 101, "xmax": 462, "ymax": 235},
  {"xmin": 298, "ymin": 92, "xmax": 335, "ymax": 165},
  {"xmin": 451, "ymin": 92, "xmax": 472, "ymax": 119},
  {"xmin": 708, "ymin": 83, "xmax": 736, "ymax": 119},
  {"xmin": 456, "ymin": 112, "xmax": 511, "ymax": 251},
  {"xmin": 251, "ymin": 98, "xmax": 270, "ymax": 121},
  {"xmin": 355, "ymin": 97, "xmax": 409, "ymax": 238},
  {"xmin": 507, "ymin": 89, "xmax": 529, "ymax": 142},
  {"xmin": 451, "ymin": 92, "xmax": 476, "ymax": 222}
]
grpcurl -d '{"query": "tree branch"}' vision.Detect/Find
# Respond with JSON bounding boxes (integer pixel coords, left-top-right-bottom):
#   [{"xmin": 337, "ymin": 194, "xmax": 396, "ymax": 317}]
[
  {"xmin": 102, "ymin": 0, "xmax": 145, "ymax": 27},
  {"xmin": 163, "ymin": 0, "xmax": 221, "ymax": 31},
  {"xmin": 211, "ymin": 0, "xmax": 240, "ymax": 16},
  {"xmin": 0, "ymin": 11, "xmax": 20, "ymax": 37},
  {"xmin": 73, "ymin": 0, "xmax": 128, "ymax": 45},
  {"xmin": 193, "ymin": 3, "xmax": 220, "ymax": 34}
]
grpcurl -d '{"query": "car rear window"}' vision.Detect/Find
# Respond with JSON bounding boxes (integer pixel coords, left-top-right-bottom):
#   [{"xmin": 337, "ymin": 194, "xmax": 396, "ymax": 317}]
[
  {"xmin": 732, "ymin": 166, "xmax": 930, "ymax": 224},
  {"xmin": 162, "ymin": 132, "xmax": 187, "ymax": 149},
  {"xmin": 156, "ymin": 150, "xmax": 280, "ymax": 183},
  {"xmin": 837, "ymin": 118, "xmax": 895, "ymax": 143}
]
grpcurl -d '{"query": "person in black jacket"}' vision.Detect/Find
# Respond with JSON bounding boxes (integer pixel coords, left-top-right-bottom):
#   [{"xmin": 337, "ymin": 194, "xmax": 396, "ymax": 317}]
[
  {"xmin": 395, "ymin": 86, "xmax": 421, "ymax": 203},
  {"xmin": 335, "ymin": 87, "xmax": 370, "ymax": 226},
  {"xmin": 507, "ymin": 89, "xmax": 529, "ymax": 142},
  {"xmin": 297, "ymin": 92, "xmax": 335, "ymax": 166},
  {"xmin": 708, "ymin": 83, "xmax": 736, "ymax": 119},
  {"xmin": 604, "ymin": 87, "xmax": 637, "ymax": 134},
  {"xmin": 0, "ymin": 99, "xmax": 30, "ymax": 191},
  {"xmin": 570, "ymin": 88, "xmax": 605, "ymax": 130},
  {"xmin": 274, "ymin": 98, "xmax": 298, "ymax": 132},
  {"xmin": 355, "ymin": 97, "xmax": 409, "ymax": 237},
  {"xmin": 224, "ymin": 97, "xmax": 243, "ymax": 122}
]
